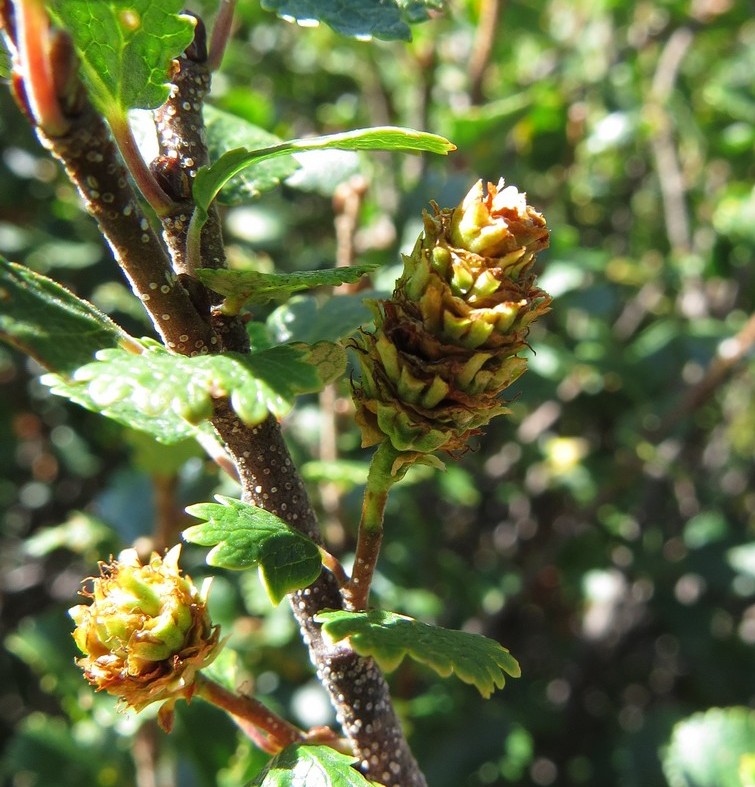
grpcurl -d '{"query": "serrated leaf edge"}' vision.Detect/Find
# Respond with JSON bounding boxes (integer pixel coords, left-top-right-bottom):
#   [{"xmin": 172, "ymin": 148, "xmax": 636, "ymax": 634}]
[{"xmin": 315, "ymin": 610, "xmax": 521, "ymax": 698}]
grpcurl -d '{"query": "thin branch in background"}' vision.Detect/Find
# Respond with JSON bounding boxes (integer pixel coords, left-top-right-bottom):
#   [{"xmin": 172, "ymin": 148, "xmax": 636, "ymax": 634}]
[
  {"xmin": 152, "ymin": 474, "xmax": 183, "ymax": 553},
  {"xmin": 317, "ymin": 177, "xmax": 369, "ymax": 546},
  {"xmin": 401, "ymin": 42, "xmax": 437, "ymax": 185},
  {"xmin": 333, "ymin": 176, "xmax": 368, "ymax": 273},
  {"xmin": 208, "ymin": 0, "xmax": 237, "ymax": 72},
  {"xmin": 133, "ymin": 720, "xmax": 175, "ymax": 787},
  {"xmin": 651, "ymin": 311, "xmax": 755, "ymax": 440},
  {"xmin": 647, "ymin": 26, "xmax": 695, "ymax": 254},
  {"xmin": 589, "ymin": 312, "xmax": 755, "ymax": 516},
  {"xmin": 468, "ymin": 0, "xmax": 505, "ymax": 106}
]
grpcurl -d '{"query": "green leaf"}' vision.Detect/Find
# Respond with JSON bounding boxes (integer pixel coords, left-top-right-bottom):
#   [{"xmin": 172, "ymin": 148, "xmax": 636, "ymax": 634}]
[
  {"xmin": 195, "ymin": 264, "xmax": 380, "ymax": 312},
  {"xmin": 250, "ymin": 743, "xmax": 371, "ymax": 787},
  {"xmin": 183, "ymin": 496, "xmax": 323, "ymax": 605},
  {"xmin": 662, "ymin": 707, "xmax": 755, "ymax": 787},
  {"xmin": 193, "ymin": 126, "xmax": 455, "ymax": 221},
  {"xmin": 0, "ymin": 256, "xmax": 132, "ymax": 374},
  {"xmin": 43, "ymin": 337, "xmax": 346, "ymax": 434},
  {"xmin": 203, "ymin": 105, "xmax": 300, "ymax": 204},
  {"xmin": 261, "ymin": 0, "xmax": 411, "ymax": 42},
  {"xmin": 124, "ymin": 429, "xmax": 202, "ymax": 476},
  {"xmin": 284, "ymin": 150, "xmax": 361, "ymax": 196},
  {"xmin": 48, "ymin": 0, "xmax": 196, "ymax": 117},
  {"xmin": 23, "ymin": 511, "xmax": 118, "ymax": 562},
  {"xmin": 43, "ymin": 372, "xmax": 203, "ymax": 443},
  {"xmin": 315, "ymin": 610, "xmax": 521, "ymax": 698},
  {"xmin": 268, "ymin": 292, "xmax": 381, "ymax": 344},
  {"xmin": 0, "ymin": 40, "xmax": 10, "ymax": 80},
  {"xmin": 396, "ymin": 0, "xmax": 446, "ymax": 24}
]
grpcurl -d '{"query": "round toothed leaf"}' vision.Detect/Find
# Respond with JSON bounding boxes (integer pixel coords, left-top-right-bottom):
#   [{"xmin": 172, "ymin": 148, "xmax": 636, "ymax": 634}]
[
  {"xmin": 184, "ymin": 497, "xmax": 323, "ymax": 605},
  {"xmin": 43, "ymin": 339, "xmax": 346, "ymax": 440},
  {"xmin": 48, "ymin": 0, "xmax": 196, "ymax": 117},
  {"xmin": 315, "ymin": 609, "xmax": 520, "ymax": 698}
]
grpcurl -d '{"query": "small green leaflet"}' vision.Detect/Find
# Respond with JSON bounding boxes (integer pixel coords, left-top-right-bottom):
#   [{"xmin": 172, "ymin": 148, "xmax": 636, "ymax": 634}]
[
  {"xmin": 44, "ymin": 337, "xmax": 346, "ymax": 433},
  {"xmin": 315, "ymin": 610, "xmax": 521, "ymax": 698},
  {"xmin": 250, "ymin": 744, "xmax": 372, "ymax": 787},
  {"xmin": 48, "ymin": 0, "xmax": 196, "ymax": 117},
  {"xmin": 0, "ymin": 257, "xmax": 132, "ymax": 374},
  {"xmin": 195, "ymin": 263, "xmax": 380, "ymax": 312},
  {"xmin": 261, "ymin": 0, "xmax": 446, "ymax": 42},
  {"xmin": 183, "ymin": 497, "xmax": 323, "ymax": 605},
  {"xmin": 203, "ymin": 106, "xmax": 300, "ymax": 204},
  {"xmin": 193, "ymin": 126, "xmax": 455, "ymax": 222}
]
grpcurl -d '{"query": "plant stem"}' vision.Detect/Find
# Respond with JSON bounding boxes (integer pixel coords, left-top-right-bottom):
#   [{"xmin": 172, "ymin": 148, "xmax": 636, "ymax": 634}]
[
  {"xmin": 14, "ymin": 0, "xmax": 69, "ymax": 135},
  {"xmin": 109, "ymin": 113, "xmax": 177, "ymax": 217},
  {"xmin": 344, "ymin": 441, "xmax": 403, "ymax": 611},
  {"xmin": 212, "ymin": 409, "xmax": 427, "ymax": 787},
  {"xmin": 194, "ymin": 672, "xmax": 305, "ymax": 753}
]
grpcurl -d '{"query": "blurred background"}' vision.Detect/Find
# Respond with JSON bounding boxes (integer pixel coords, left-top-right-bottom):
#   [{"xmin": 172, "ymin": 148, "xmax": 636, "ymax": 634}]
[{"xmin": 1, "ymin": 0, "xmax": 753, "ymax": 785}]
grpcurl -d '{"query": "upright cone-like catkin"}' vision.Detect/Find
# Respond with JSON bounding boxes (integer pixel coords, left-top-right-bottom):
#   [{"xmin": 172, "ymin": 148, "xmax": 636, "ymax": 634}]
[{"xmin": 352, "ymin": 179, "xmax": 551, "ymax": 454}]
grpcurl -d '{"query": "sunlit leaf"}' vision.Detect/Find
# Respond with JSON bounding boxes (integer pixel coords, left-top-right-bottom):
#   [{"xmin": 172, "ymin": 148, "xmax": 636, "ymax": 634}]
[
  {"xmin": 315, "ymin": 609, "xmax": 521, "ymax": 698},
  {"xmin": 251, "ymin": 743, "xmax": 371, "ymax": 786},
  {"xmin": 193, "ymin": 126, "xmax": 455, "ymax": 222},
  {"xmin": 184, "ymin": 497, "xmax": 323, "ymax": 605},
  {"xmin": 43, "ymin": 337, "xmax": 346, "ymax": 434},
  {"xmin": 196, "ymin": 263, "xmax": 380, "ymax": 312},
  {"xmin": 203, "ymin": 105, "xmax": 299, "ymax": 204},
  {"xmin": 49, "ymin": 0, "xmax": 196, "ymax": 117}
]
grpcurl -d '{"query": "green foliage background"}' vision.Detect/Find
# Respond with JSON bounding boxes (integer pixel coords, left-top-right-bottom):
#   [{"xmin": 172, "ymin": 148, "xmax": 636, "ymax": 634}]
[{"xmin": 0, "ymin": 0, "xmax": 753, "ymax": 785}]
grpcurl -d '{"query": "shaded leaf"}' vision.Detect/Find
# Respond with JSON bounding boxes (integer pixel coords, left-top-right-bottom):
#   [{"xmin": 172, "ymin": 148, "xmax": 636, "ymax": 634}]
[
  {"xmin": 315, "ymin": 610, "xmax": 520, "ymax": 698},
  {"xmin": 196, "ymin": 263, "xmax": 380, "ymax": 312},
  {"xmin": 396, "ymin": 0, "xmax": 446, "ymax": 24},
  {"xmin": 663, "ymin": 707, "xmax": 755, "ymax": 787},
  {"xmin": 285, "ymin": 149, "xmax": 361, "ymax": 196},
  {"xmin": 203, "ymin": 105, "xmax": 299, "ymax": 204},
  {"xmin": 261, "ymin": 0, "xmax": 411, "ymax": 42},
  {"xmin": 183, "ymin": 496, "xmax": 323, "ymax": 605},
  {"xmin": 251, "ymin": 743, "xmax": 371, "ymax": 786},
  {"xmin": 0, "ymin": 257, "xmax": 131, "ymax": 374},
  {"xmin": 49, "ymin": 0, "xmax": 196, "ymax": 117},
  {"xmin": 268, "ymin": 292, "xmax": 383, "ymax": 344},
  {"xmin": 43, "ymin": 337, "xmax": 346, "ymax": 435}
]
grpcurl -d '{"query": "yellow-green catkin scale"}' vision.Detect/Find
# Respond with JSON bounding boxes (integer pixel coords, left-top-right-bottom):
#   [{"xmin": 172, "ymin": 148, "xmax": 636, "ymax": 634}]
[{"xmin": 352, "ymin": 179, "xmax": 551, "ymax": 455}]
